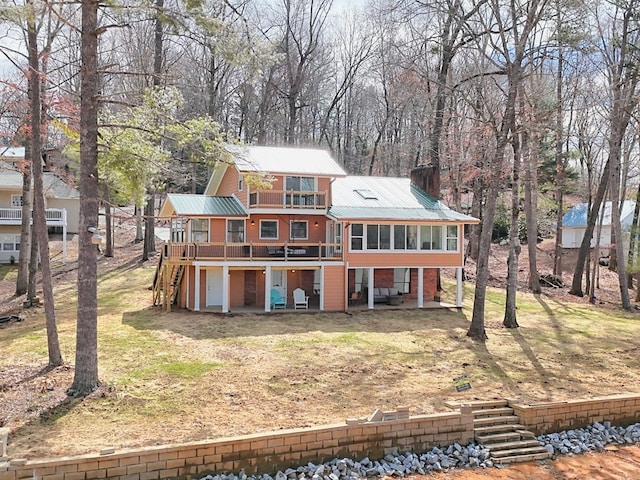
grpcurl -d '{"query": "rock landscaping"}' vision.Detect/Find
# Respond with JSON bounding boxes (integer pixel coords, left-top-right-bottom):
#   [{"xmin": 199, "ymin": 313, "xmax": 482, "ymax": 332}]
[{"xmin": 198, "ymin": 422, "xmax": 640, "ymax": 480}]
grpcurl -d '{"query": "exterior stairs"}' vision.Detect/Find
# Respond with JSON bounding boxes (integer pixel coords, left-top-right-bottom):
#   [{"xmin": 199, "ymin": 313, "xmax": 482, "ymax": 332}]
[
  {"xmin": 448, "ymin": 399, "xmax": 552, "ymax": 465},
  {"xmin": 472, "ymin": 400, "xmax": 551, "ymax": 464}
]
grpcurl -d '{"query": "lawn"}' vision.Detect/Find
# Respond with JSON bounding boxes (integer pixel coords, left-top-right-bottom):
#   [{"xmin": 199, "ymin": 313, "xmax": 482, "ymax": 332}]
[{"xmin": 1, "ymin": 256, "xmax": 640, "ymax": 460}]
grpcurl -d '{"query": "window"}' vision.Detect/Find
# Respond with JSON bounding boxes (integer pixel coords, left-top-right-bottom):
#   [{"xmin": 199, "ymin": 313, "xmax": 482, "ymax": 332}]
[
  {"xmin": 420, "ymin": 225, "xmax": 443, "ymax": 250},
  {"xmin": 290, "ymin": 220, "xmax": 308, "ymax": 240},
  {"xmin": 286, "ymin": 176, "xmax": 315, "ymax": 191},
  {"xmin": 351, "ymin": 223, "xmax": 363, "ymax": 250},
  {"xmin": 366, "ymin": 224, "xmax": 391, "ymax": 250},
  {"xmin": 227, "ymin": 219, "xmax": 245, "ymax": 242},
  {"xmin": 171, "ymin": 218, "xmax": 185, "ymax": 242},
  {"xmin": 285, "ymin": 176, "xmax": 316, "ymax": 206},
  {"xmin": 446, "ymin": 225, "xmax": 459, "ymax": 251},
  {"xmin": 394, "ymin": 225, "xmax": 406, "ymax": 250},
  {"xmin": 394, "ymin": 268, "xmax": 410, "ymax": 293},
  {"xmin": 238, "ymin": 176, "xmax": 244, "ymax": 191},
  {"xmin": 11, "ymin": 195, "xmax": 22, "ymax": 207},
  {"xmin": 260, "ymin": 220, "xmax": 278, "ymax": 239},
  {"xmin": 191, "ymin": 218, "xmax": 209, "ymax": 242}
]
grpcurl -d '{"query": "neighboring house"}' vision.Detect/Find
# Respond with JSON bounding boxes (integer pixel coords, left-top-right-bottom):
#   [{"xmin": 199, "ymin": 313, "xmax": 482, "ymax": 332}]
[
  {"xmin": 154, "ymin": 145, "xmax": 479, "ymax": 312},
  {"xmin": 0, "ymin": 147, "xmax": 80, "ymax": 264},
  {"xmin": 561, "ymin": 200, "xmax": 636, "ymax": 251}
]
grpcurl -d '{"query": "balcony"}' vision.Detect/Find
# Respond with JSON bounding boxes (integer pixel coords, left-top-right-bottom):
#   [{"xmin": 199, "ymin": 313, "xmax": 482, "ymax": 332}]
[
  {"xmin": 161, "ymin": 241, "xmax": 343, "ymax": 262},
  {"xmin": 248, "ymin": 190, "xmax": 327, "ymax": 209},
  {"xmin": 0, "ymin": 207, "xmax": 67, "ymax": 226}
]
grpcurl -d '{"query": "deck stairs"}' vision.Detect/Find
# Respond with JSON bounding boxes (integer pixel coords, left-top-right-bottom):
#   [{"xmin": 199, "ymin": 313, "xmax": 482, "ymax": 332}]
[
  {"xmin": 449, "ymin": 399, "xmax": 552, "ymax": 465},
  {"xmin": 153, "ymin": 255, "xmax": 185, "ymax": 309}
]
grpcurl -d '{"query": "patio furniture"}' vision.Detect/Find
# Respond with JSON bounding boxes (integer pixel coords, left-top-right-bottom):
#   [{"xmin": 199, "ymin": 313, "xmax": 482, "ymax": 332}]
[
  {"xmin": 293, "ymin": 288, "xmax": 309, "ymax": 309},
  {"xmin": 270, "ymin": 288, "xmax": 286, "ymax": 309}
]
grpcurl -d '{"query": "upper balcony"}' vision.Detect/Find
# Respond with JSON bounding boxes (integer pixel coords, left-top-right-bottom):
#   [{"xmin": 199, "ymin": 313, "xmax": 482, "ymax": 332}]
[
  {"xmin": 0, "ymin": 207, "xmax": 67, "ymax": 226},
  {"xmin": 161, "ymin": 241, "xmax": 342, "ymax": 263},
  {"xmin": 248, "ymin": 190, "xmax": 327, "ymax": 210}
]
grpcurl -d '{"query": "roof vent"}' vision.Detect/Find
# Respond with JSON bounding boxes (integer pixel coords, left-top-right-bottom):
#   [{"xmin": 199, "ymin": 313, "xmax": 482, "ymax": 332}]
[{"xmin": 354, "ymin": 189, "xmax": 378, "ymax": 200}]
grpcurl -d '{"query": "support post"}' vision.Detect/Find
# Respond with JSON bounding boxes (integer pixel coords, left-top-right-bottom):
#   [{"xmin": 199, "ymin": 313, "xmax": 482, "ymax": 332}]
[
  {"xmin": 194, "ymin": 264, "xmax": 201, "ymax": 311},
  {"xmin": 418, "ymin": 267, "xmax": 424, "ymax": 308}
]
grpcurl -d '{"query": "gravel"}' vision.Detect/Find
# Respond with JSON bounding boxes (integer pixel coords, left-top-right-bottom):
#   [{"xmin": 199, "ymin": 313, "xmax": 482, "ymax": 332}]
[{"xmin": 198, "ymin": 422, "xmax": 640, "ymax": 480}]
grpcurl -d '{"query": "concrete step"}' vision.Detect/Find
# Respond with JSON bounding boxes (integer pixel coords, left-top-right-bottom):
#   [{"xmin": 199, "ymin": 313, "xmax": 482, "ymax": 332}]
[
  {"xmin": 491, "ymin": 446, "xmax": 550, "ymax": 458},
  {"xmin": 472, "ymin": 407, "xmax": 514, "ymax": 417},
  {"xmin": 483, "ymin": 439, "xmax": 542, "ymax": 451},
  {"xmin": 474, "ymin": 423, "xmax": 527, "ymax": 435},
  {"xmin": 476, "ymin": 432, "xmax": 523, "ymax": 444},
  {"xmin": 492, "ymin": 451, "xmax": 552, "ymax": 465},
  {"xmin": 474, "ymin": 415, "xmax": 520, "ymax": 426},
  {"xmin": 444, "ymin": 399, "xmax": 509, "ymax": 410}
]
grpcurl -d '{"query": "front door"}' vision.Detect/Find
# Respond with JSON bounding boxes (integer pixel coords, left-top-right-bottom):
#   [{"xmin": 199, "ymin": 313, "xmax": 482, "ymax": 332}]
[{"xmin": 206, "ymin": 269, "xmax": 224, "ymax": 306}]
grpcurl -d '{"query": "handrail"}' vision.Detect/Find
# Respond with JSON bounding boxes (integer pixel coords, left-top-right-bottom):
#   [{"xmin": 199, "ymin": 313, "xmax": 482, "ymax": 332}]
[
  {"xmin": 0, "ymin": 207, "xmax": 67, "ymax": 224},
  {"xmin": 161, "ymin": 241, "xmax": 343, "ymax": 262},
  {"xmin": 248, "ymin": 190, "xmax": 328, "ymax": 209}
]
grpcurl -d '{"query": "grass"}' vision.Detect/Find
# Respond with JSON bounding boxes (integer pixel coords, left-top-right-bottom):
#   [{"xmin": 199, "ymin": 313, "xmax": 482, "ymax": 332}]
[{"xmin": 2, "ymin": 261, "xmax": 640, "ymax": 460}]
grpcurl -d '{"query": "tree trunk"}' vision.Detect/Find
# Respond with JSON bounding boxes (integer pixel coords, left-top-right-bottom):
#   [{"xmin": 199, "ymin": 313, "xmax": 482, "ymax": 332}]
[
  {"xmin": 569, "ymin": 158, "xmax": 610, "ymax": 296},
  {"xmin": 553, "ymin": 37, "xmax": 564, "ymax": 278},
  {"xmin": 627, "ymin": 183, "xmax": 640, "ymax": 287},
  {"xmin": 504, "ymin": 118, "xmax": 521, "ymax": 329},
  {"xmin": 135, "ymin": 205, "xmax": 143, "ymax": 243},
  {"xmin": 69, "ymin": 0, "xmax": 100, "ymax": 395},
  {"xmin": 523, "ymin": 123, "xmax": 541, "ymax": 293},
  {"xmin": 27, "ymin": 0, "xmax": 63, "ymax": 367},
  {"xmin": 16, "ymin": 145, "xmax": 33, "ymax": 297},
  {"xmin": 142, "ymin": 193, "xmax": 155, "ymax": 261}
]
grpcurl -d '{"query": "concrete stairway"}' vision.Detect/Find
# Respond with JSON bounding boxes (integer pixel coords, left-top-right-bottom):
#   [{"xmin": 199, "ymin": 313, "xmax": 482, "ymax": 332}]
[
  {"xmin": 450, "ymin": 400, "xmax": 552, "ymax": 465},
  {"xmin": 472, "ymin": 400, "xmax": 551, "ymax": 464}
]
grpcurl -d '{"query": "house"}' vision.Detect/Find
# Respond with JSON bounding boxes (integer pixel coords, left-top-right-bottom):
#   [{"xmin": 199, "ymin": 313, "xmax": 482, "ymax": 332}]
[
  {"xmin": 0, "ymin": 147, "xmax": 80, "ymax": 263},
  {"xmin": 561, "ymin": 200, "xmax": 636, "ymax": 251},
  {"xmin": 153, "ymin": 145, "xmax": 479, "ymax": 312}
]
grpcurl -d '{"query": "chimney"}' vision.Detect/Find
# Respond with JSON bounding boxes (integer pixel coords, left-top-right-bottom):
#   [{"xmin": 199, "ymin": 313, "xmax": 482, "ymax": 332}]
[{"xmin": 410, "ymin": 164, "xmax": 439, "ymax": 198}]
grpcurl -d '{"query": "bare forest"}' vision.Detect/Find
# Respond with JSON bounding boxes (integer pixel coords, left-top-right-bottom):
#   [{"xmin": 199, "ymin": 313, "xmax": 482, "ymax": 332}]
[{"xmin": 1, "ymin": 0, "xmax": 640, "ymax": 387}]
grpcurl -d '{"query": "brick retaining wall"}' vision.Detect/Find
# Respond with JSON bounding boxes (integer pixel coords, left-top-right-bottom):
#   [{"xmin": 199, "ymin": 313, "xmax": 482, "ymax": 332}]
[
  {"xmin": 509, "ymin": 393, "xmax": 640, "ymax": 435},
  {"xmin": 1, "ymin": 394, "xmax": 639, "ymax": 480}
]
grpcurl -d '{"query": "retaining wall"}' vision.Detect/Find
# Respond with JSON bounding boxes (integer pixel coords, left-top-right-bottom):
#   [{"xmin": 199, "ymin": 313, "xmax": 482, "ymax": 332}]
[
  {"xmin": 510, "ymin": 393, "xmax": 640, "ymax": 435},
  {"xmin": 1, "ymin": 394, "xmax": 639, "ymax": 480}
]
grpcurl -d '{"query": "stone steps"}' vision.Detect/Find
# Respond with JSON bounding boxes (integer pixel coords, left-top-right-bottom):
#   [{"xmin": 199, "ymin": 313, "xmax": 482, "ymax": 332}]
[{"xmin": 466, "ymin": 400, "xmax": 552, "ymax": 466}]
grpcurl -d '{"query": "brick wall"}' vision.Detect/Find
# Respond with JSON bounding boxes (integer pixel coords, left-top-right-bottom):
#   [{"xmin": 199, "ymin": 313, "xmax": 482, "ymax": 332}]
[
  {"xmin": 2, "ymin": 394, "xmax": 640, "ymax": 480},
  {"xmin": 510, "ymin": 393, "xmax": 640, "ymax": 435},
  {"xmin": 0, "ymin": 411, "xmax": 473, "ymax": 480}
]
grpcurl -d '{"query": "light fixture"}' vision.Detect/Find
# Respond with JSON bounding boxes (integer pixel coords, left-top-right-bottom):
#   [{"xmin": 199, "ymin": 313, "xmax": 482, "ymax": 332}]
[
  {"xmin": 87, "ymin": 226, "xmax": 103, "ymax": 245},
  {"xmin": 314, "ymin": 221, "xmax": 319, "ymax": 227},
  {"xmin": 251, "ymin": 219, "xmax": 255, "ymax": 226}
]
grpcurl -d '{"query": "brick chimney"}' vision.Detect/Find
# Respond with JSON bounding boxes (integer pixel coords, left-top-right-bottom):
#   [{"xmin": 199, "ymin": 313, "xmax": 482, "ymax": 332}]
[{"xmin": 410, "ymin": 164, "xmax": 440, "ymax": 198}]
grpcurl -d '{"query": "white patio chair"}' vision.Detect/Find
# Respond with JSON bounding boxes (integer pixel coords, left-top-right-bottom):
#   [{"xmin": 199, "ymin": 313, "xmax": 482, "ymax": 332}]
[{"xmin": 293, "ymin": 288, "xmax": 309, "ymax": 309}]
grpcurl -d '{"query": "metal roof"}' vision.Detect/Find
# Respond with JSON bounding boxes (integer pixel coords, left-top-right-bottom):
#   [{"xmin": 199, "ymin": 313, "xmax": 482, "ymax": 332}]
[
  {"xmin": 562, "ymin": 201, "xmax": 636, "ymax": 227},
  {"xmin": 0, "ymin": 164, "xmax": 79, "ymax": 198},
  {"xmin": 328, "ymin": 177, "xmax": 479, "ymax": 222},
  {"xmin": 164, "ymin": 194, "xmax": 247, "ymax": 216},
  {"xmin": 0, "ymin": 146, "xmax": 25, "ymax": 158},
  {"xmin": 225, "ymin": 145, "xmax": 347, "ymax": 177}
]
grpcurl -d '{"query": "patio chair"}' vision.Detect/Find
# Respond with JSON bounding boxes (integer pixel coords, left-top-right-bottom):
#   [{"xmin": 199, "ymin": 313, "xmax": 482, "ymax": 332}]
[
  {"xmin": 270, "ymin": 288, "xmax": 286, "ymax": 309},
  {"xmin": 293, "ymin": 288, "xmax": 309, "ymax": 309}
]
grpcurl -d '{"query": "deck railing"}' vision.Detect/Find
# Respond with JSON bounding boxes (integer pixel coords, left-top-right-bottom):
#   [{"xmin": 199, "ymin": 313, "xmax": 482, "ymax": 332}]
[
  {"xmin": 0, "ymin": 207, "xmax": 67, "ymax": 225},
  {"xmin": 248, "ymin": 190, "xmax": 327, "ymax": 209},
  {"xmin": 161, "ymin": 241, "xmax": 343, "ymax": 262}
]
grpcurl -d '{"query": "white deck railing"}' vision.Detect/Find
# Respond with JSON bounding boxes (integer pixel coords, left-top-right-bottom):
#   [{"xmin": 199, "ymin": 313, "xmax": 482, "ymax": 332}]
[{"xmin": 0, "ymin": 207, "xmax": 67, "ymax": 226}]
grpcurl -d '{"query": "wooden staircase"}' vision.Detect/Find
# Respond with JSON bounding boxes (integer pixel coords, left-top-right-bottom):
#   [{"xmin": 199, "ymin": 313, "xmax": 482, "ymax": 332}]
[
  {"xmin": 472, "ymin": 400, "xmax": 551, "ymax": 464},
  {"xmin": 449, "ymin": 400, "xmax": 552, "ymax": 465}
]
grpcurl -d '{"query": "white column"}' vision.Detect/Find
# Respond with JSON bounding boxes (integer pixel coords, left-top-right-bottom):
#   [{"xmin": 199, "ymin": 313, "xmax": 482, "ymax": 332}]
[
  {"xmin": 222, "ymin": 265, "xmax": 229, "ymax": 313},
  {"xmin": 265, "ymin": 266, "xmax": 272, "ymax": 312},
  {"xmin": 194, "ymin": 265, "xmax": 201, "ymax": 311},
  {"xmin": 417, "ymin": 267, "xmax": 424, "ymax": 308},
  {"xmin": 319, "ymin": 266, "xmax": 325, "ymax": 311},
  {"xmin": 368, "ymin": 267, "xmax": 374, "ymax": 309},
  {"xmin": 185, "ymin": 266, "xmax": 190, "ymax": 310},
  {"xmin": 456, "ymin": 267, "xmax": 463, "ymax": 307}
]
